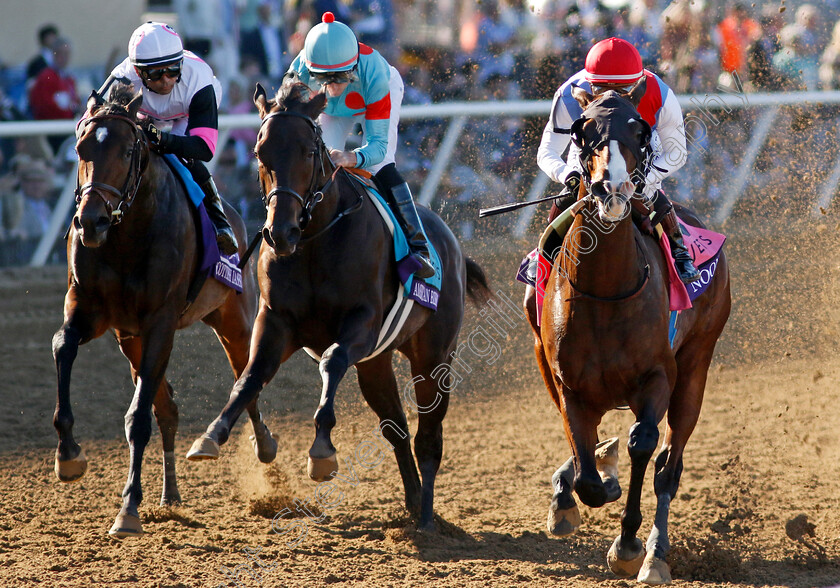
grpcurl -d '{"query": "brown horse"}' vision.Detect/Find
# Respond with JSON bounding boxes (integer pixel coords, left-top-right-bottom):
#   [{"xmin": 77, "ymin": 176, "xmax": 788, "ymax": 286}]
[
  {"xmin": 524, "ymin": 83, "xmax": 731, "ymax": 583},
  {"xmin": 53, "ymin": 85, "xmax": 278, "ymax": 538},
  {"xmin": 186, "ymin": 80, "xmax": 491, "ymax": 530}
]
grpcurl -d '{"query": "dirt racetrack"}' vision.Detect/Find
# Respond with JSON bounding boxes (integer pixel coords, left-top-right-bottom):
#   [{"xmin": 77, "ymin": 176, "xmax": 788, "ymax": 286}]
[{"xmin": 2, "ymin": 212, "xmax": 840, "ymax": 588}]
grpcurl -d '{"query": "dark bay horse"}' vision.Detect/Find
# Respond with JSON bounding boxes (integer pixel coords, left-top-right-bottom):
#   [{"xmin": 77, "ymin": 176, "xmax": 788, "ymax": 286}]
[
  {"xmin": 187, "ymin": 80, "xmax": 491, "ymax": 530},
  {"xmin": 53, "ymin": 86, "xmax": 277, "ymax": 538},
  {"xmin": 524, "ymin": 83, "xmax": 731, "ymax": 583}
]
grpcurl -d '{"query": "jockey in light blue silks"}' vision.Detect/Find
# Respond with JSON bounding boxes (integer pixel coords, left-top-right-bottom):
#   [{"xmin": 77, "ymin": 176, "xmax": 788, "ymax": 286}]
[{"xmin": 288, "ymin": 12, "xmax": 435, "ymax": 278}]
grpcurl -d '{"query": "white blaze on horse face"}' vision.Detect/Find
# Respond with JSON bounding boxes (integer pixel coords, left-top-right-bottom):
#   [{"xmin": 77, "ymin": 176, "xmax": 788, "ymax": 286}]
[
  {"xmin": 96, "ymin": 128, "xmax": 108, "ymax": 143},
  {"xmin": 596, "ymin": 140, "xmax": 630, "ymax": 222}
]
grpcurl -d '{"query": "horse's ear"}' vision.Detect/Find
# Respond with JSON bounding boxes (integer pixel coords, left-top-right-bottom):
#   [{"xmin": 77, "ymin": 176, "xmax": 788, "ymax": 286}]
[
  {"xmin": 626, "ymin": 77, "xmax": 647, "ymax": 108},
  {"xmin": 306, "ymin": 91, "xmax": 327, "ymax": 117},
  {"xmin": 571, "ymin": 85, "xmax": 594, "ymax": 109},
  {"xmin": 86, "ymin": 90, "xmax": 104, "ymax": 112},
  {"xmin": 254, "ymin": 83, "xmax": 269, "ymax": 118},
  {"xmin": 126, "ymin": 92, "xmax": 143, "ymax": 118}
]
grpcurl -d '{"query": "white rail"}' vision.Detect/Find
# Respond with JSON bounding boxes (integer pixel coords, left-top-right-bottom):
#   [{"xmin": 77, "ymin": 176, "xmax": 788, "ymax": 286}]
[{"xmin": 2, "ymin": 90, "xmax": 839, "ymax": 266}]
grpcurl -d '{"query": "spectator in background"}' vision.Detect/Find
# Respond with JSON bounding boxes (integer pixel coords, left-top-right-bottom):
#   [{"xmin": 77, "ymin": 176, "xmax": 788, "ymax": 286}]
[
  {"xmin": 793, "ymin": 4, "xmax": 822, "ymax": 91},
  {"xmin": 820, "ymin": 20, "xmax": 840, "ymax": 89},
  {"xmin": 25, "ymin": 24, "xmax": 59, "ymax": 82},
  {"xmin": 747, "ymin": 7, "xmax": 786, "ymax": 91},
  {"xmin": 0, "ymin": 155, "xmax": 55, "ymax": 265},
  {"xmin": 350, "ymin": 0, "xmax": 397, "ymax": 63},
  {"xmin": 240, "ymin": 0, "xmax": 288, "ymax": 85},
  {"xmin": 714, "ymin": 2, "xmax": 760, "ymax": 79},
  {"xmin": 174, "ymin": 0, "xmax": 240, "ymax": 83},
  {"xmin": 28, "ymin": 37, "xmax": 80, "ymax": 155},
  {"xmin": 773, "ymin": 25, "xmax": 810, "ymax": 91},
  {"xmin": 471, "ymin": 0, "xmax": 517, "ymax": 85}
]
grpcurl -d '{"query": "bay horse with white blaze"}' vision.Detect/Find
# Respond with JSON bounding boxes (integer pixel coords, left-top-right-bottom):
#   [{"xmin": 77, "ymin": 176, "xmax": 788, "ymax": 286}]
[
  {"xmin": 525, "ymin": 82, "xmax": 731, "ymax": 583},
  {"xmin": 187, "ymin": 80, "xmax": 491, "ymax": 530},
  {"xmin": 53, "ymin": 85, "xmax": 277, "ymax": 538}
]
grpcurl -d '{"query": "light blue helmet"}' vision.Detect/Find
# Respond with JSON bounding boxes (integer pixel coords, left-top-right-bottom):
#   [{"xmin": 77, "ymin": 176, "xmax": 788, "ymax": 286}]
[{"xmin": 304, "ymin": 12, "xmax": 359, "ymax": 73}]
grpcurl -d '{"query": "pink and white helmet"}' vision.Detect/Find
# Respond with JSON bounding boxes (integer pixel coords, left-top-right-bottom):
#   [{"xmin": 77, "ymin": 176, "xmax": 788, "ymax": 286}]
[
  {"xmin": 584, "ymin": 38, "xmax": 644, "ymax": 86},
  {"xmin": 128, "ymin": 22, "xmax": 183, "ymax": 68}
]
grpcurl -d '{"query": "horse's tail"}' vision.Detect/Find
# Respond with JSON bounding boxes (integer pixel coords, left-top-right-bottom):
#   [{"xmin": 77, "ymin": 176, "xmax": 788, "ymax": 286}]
[{"xmin": 465, "ymin": 257, "xmax": 493, "ymax": 306}]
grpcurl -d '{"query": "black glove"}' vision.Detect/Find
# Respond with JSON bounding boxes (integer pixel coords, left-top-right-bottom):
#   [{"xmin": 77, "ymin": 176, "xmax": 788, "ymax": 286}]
[
  {"xmin": 562, "ymin": 171, "xmax": 581, "ymax": 196},
  {"xmin": 144, "ymin": 124, "xmax": 170, "ymax": 154}
]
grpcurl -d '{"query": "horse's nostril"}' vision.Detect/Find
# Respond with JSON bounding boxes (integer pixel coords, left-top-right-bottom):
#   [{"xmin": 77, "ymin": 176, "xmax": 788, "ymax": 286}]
[
  {"xmin": 73, "ymin": 216, "xmax": 82, "ymax": 230},
  {"xmin": 287, "ymin": 227, "xmax": 301, "ymax": 245},
  {"xmin": 262, "ymin": 227, "xmax": 275, "ymax": 248},
  {"xmin": 95, "ymin": 217, "xmax": 111, "ymax": 232}
]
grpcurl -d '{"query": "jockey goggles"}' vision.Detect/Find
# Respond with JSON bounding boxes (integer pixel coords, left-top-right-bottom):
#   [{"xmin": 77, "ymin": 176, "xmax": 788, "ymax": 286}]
[
  {"xmin": 310, "ymin": 68, "xmax": 355, "ymax": 86},
  {"xmin": 139, "ymin": 62, "xmax": 183, "ymax": 82}
]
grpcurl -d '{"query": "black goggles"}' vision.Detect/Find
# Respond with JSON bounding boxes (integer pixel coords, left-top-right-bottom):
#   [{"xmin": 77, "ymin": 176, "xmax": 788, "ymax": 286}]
[
  {"xmin": 140, "ymin": 62, "xmax": 183, "ymax": 82},
  {"xmin": 310, "ymin": 70, "xmax": 354, "ymax": 86}
]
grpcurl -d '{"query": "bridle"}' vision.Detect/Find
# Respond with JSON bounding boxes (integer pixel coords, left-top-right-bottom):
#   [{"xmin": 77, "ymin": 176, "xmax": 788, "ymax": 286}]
[
  {"xmin": 257, "ymin": 109, "xmax": 363, "ymax": 241},
  {"xmin": 75, "ymin": 111, "xmax": 147, "ymax": 225}
]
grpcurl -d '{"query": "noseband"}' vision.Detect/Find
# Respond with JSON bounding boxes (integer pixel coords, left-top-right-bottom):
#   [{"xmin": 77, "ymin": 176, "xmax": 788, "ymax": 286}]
[
  {"xmin": 258, "ymin": 110, "xmax": 340, "ymax": 230},
  {"xmin": 75, "ymin": 112, "xmax": 147, "ymax": 225}
]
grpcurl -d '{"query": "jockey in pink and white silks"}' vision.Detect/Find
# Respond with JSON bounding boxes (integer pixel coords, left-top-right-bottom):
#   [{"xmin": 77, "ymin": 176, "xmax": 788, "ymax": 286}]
[
  {"xmin": 98, "ymin": 22, "xmax": 237, "ymax": 254},
  {"xmin": 287, "ymin": 12, "xmax": 435, "ymax": 278},
  {"xmin": 538, "ymin": 37, "xmax": 700, "ymax": 283}
]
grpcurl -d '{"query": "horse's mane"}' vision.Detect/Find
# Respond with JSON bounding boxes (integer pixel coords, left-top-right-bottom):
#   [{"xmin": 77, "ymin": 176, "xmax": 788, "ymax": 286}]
[
  {"xmin": 271, "ymin": 72, "xmax": 326, "ymax": 120},
  {"xmin": 100, "ymin": 82, "xmax": 140, "ymax": 119}
]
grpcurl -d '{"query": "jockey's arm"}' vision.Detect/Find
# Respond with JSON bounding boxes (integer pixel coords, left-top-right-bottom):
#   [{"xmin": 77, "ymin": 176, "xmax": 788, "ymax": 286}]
[
  {"xmin": 537, "ymin": 91, "xmax": 577, "ymax": 184},
  {"xmin": 644, "ymin": 89, "xmax": 687, "ymax": 190},
  {"xmin": 352, "ymin": 60, "xmax": 393, "ymax": 169},
  {"xmin": 165, "ymin": 85, "xmax": 218, "ymax": 162}
]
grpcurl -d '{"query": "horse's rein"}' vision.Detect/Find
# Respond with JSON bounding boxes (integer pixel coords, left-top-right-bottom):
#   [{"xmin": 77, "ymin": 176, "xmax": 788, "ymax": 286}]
[
  {"xmin": 75, "ymin": 113, "xmax": 147, "ymax": 225},
  {"xmin": 257, "ymin": 110, "xmax": 363, "ymax": 240},
  {"xmin": 562, "ymin": 197, "xmax": 651, "ymax": 303}
]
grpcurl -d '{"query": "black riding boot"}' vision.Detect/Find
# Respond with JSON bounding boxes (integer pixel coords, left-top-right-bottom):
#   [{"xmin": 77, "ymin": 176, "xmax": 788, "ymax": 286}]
[
  {"xmin": 389, "ymin": 182, "xmax": 435, "ymax": 279},
  {"xmin": 200, "ymin": 177, "xmax": 239, "ymax": 255},
  {"xmin": 661, "ymin": 206, "xmax": 700, "ymax": 283}
]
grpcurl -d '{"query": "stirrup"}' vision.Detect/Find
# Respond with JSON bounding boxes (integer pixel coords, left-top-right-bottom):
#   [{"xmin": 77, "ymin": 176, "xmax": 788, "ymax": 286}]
[
  {"xmin": 216, "ymin": 230, "xmax": 238, "ymax": 255},
  {"xmin": 674, "ymin": 256, "xmax": 700, "ymax": 284},
  {"xmin": 413, "ymin": 252, "xmax": 435, "ymax": 279}
]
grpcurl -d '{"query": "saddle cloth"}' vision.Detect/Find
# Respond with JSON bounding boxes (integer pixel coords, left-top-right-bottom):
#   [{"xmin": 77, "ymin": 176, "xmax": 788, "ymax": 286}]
[
  {"xmin": 163, "ymin": 154, "xmax": 243, "ymax": 293},
  {"xmin": 515, "ymin": 202, "xmax": 725, "ymax": 327},
  {"xmin": 304, "ymin": 172, "xmax": 442, "ymax": 363}
]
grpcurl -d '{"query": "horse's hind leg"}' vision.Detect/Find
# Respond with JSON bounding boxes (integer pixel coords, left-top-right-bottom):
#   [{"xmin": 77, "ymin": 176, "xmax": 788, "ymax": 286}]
[
  {"xmin": 204, "ymin": 306, "xmax": 278, "ymax": 464},
  {"xmin": 608, "ymin": 396, "xmax": 662, "ymax": 578},
  {"xmin": 356, "ymin": 352, "xmax": 421, "ymax": 516},
  {"xmin": 116, "ymin": 334, "xmax": 181, "ymax": 506},
  {"xmin": 637, "ymin": 347, "xmax": 714, "ymax": 585}
]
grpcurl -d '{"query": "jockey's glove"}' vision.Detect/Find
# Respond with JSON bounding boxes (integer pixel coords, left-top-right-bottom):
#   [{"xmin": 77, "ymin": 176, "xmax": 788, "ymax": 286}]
[
  {"xmin": 562, "ymin": 171, "xmax": 581, "ymax": 196},
  {"xmin": 145, "ymin": 124, "xmax": 171, "ymax": 154}
]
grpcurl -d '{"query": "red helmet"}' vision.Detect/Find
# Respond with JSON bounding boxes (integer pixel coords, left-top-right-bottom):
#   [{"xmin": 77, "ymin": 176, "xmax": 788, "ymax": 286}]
[{"xmin": 584, "ymin": 38, "xmax": 644, "ymax": 85}]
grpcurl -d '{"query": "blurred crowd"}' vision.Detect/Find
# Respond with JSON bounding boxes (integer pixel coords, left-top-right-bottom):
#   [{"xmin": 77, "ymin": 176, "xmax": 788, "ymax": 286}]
[{"xmin": 1, "ymin": 0, "xmax": 840, "ymax": 265}]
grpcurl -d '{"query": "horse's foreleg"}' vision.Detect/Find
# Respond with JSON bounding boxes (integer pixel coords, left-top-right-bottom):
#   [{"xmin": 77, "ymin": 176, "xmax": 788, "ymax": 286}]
[
  {"xmin": 110, "ymin": 320, "xmax": 177, "ymax": 538},
  {"xmin": 356, "ymin": 352, "xmax": 421, "ymax": 517},
  {"xmin": 52, "ymin": 324, "xmax": 85, "ymax": 482},
  {"xmin": 637, "ymin": 349, "xmax": 711, "ymax": 585},
  {"xmin": 608, "ymin": 397, "xmax": 662, "ymax": 578},
  {"xmin": 307, "ymin": 311, "xmax": 377, "ymax": 482},
  {"xmin": 190, "ymin": 306, "xmax": 294, "ymax": 461},
  {"xmin": 52, "ymin": 303, "xmax": 106, "ymax": 483},
  {"xmin": 117, "ymin": 333, "xmax": 181, "ymax": 507},
  {"xmin": 206, "ymin": 305, "xmax": 279, "ymax": 464}
]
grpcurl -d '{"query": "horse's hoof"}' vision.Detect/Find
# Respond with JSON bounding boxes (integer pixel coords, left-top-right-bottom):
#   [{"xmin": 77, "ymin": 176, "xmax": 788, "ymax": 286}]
[
  {"xmin": 250, "ymin": 432, "xmax": 279, "ymax": 464},
  {"xmin": 55, "ymin": 447, "xmax": 87, "ymax": 482},
  {"xmin": 547, "ymin": 504, "xmax": 581, "ymax": 537},
  {"xmin": 108, "ymin": 513, "xmax": 143, "ymax": 538},
  {"xmin": 160, "ymin": 493, "xmax": 182, "ymax": 507},
  {"xmin": 638, "ymin": 552, "xmax": 672, "ymax": 585},
  {"xmin": 607, "ymin": 535, "xmax": 646, "ymax": 578},
  {"xmin": 417, "ymin": 518, "xmax": 436, "ymax": 533},
  {"xmin": 186, "ymin": 435, "xmax": 220, "ymax": 461},
  {"xmin": 307, "ymin": 453, "xmax": 337, "ymax": 482}
]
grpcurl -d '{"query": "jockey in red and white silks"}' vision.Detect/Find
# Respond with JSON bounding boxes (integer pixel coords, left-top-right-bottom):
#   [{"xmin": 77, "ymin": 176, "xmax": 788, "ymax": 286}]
[{"xmin": 537, "ymin": 37, "xmax": 699, "ymax": 283}]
